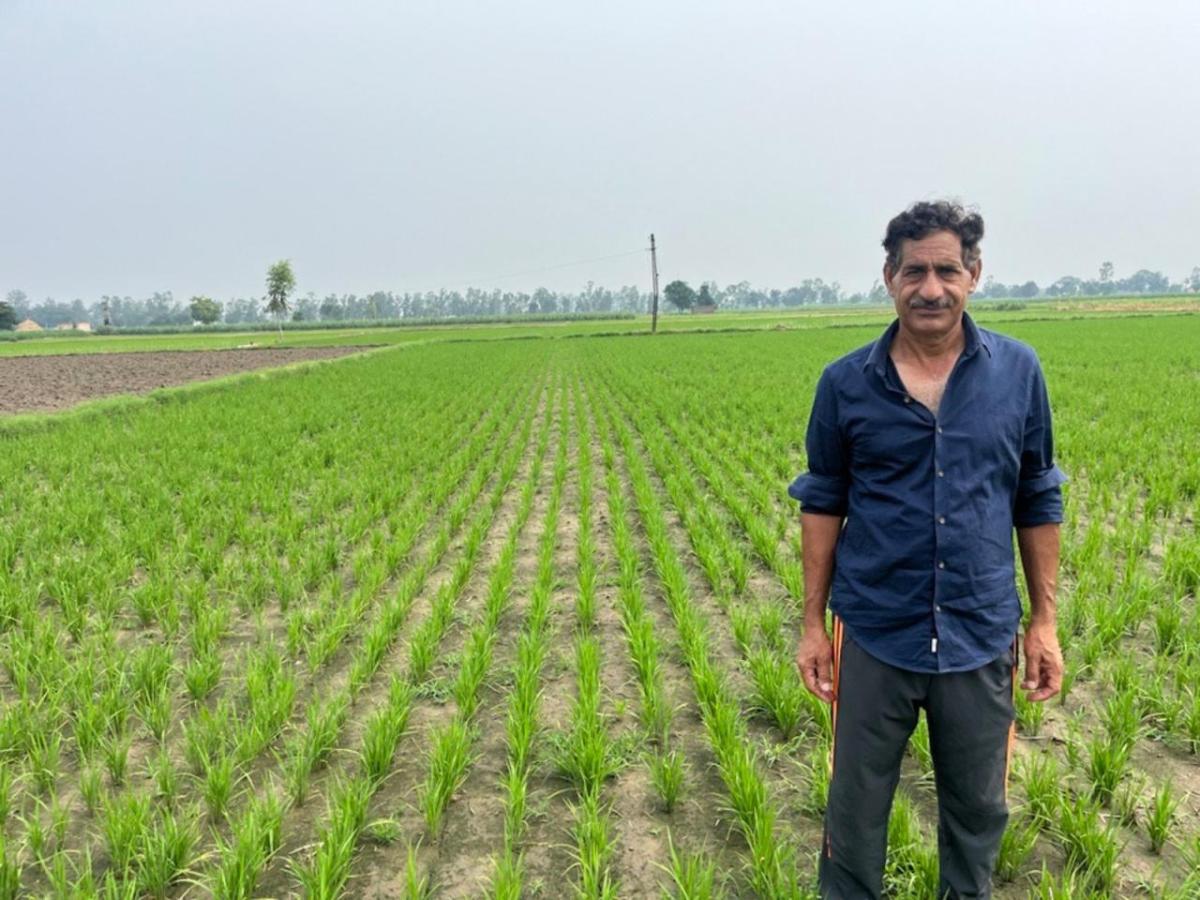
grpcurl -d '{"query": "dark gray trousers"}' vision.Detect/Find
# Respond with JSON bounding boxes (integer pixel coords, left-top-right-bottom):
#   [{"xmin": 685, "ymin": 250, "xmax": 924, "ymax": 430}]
[{"xmin": 819, "ymin": 620, "xmax": 1015, "ymax": 900}]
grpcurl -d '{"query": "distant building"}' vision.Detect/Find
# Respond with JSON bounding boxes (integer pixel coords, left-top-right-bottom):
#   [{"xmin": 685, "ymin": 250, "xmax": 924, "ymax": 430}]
[
  {"xmin": 15, "ymin": 319, "xmax": 41, "ymax": 332},
  {"xmin": 692, "ymin": 304, "xmax": 717, "ymax": 314},
  {"xmin": 53, "ymin": 322, "xmax": 93, "ymax": 332}
]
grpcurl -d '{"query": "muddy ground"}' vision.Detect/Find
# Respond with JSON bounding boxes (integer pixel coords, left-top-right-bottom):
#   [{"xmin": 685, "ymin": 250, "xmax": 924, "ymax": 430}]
[{"xmin": 0, "ymin": 347, "xmax": 368, "ymax": 415}]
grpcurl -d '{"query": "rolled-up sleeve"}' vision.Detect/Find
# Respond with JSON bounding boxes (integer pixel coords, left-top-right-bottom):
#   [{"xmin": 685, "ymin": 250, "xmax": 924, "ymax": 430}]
[
  {"xmin": 788, "ymin": 367, "xmax": 849, "ymax": 516},
  {"xmin": 1014, "ymin": 362, "xmax": 1067, "ymax": 527}
]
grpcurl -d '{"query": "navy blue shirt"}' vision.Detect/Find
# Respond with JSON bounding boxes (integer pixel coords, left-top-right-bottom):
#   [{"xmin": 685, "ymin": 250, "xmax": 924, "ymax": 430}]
[{"xmin": 789, "ymin": 313, "xmax": 1066, "ymax": 673}]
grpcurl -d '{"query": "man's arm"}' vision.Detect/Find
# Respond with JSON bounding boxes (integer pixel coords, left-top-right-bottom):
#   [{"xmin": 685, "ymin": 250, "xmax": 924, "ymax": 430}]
[
  {"xmin": 1017, "ymin": 523, "xmax": 1063, "ymax": 702},
  {"xmin": 796, "ymin": 512, "xmax": 843, "ymax": 703}
]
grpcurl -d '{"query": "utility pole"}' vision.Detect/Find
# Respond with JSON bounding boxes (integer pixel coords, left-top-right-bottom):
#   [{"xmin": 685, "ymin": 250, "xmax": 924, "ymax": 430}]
[{"xmin": 649, "ymin": 233, "xmax": 660, "ymax": 334}]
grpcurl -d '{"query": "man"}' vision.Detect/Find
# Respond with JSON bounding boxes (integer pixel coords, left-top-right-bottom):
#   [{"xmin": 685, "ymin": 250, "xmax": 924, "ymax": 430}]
[{"xmin": 790, "ymin": 200, "xmax": 1065, "ymax": 899}]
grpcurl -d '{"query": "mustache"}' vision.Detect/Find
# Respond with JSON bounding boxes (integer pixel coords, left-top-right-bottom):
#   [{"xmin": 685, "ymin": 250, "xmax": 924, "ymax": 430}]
[{"xmin": 909, "ymin": 298, "xmax": 952, "ymax": 310}]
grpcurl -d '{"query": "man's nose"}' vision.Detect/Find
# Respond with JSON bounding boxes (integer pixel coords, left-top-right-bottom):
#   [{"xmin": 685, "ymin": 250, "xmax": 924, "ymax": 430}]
[{"xmin": 917, "ymin": 269, "xmax": 943, "ymax": 300}]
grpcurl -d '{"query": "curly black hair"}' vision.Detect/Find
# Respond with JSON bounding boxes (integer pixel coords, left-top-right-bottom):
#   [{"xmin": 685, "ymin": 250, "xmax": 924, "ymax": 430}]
[{"xmin": 883, "ymin": 200, "xmax": 985, "ymax": 269}]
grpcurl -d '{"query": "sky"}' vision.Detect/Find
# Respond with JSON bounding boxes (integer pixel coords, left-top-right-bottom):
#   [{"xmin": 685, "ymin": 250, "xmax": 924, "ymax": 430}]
[{"xmin": 3, "ymin": 0, "xmax": 1199, "ymax": 302}]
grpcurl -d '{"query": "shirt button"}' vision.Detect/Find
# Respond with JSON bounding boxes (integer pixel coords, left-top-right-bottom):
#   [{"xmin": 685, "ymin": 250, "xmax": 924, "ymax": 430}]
[
  {"xmin": 937, "ymin": 470, "xmax": 945, "ymax": 478},
  {"xmin": 936, "ymin": 426, "xmax": 943, "ymax": 434},
  {"xmin": 938, "ymin": 516, "xmax": 946, "ymax": 524},
  {"xmin": 904, "ymin": 396, "xmax": 912, "ymax": 404},
  {"xmin": 935, "ymin": 605, "xmax": 942, "ymax": 612},
  {"xmin": 938, "ymin": 561, "xmax": 946, "ymax": 569}
]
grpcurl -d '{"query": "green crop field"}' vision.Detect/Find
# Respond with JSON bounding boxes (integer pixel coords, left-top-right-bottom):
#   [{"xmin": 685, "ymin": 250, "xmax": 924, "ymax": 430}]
[{"xmin": 0, "ymin": 313, "xmax": 1198, "ymax": 897}]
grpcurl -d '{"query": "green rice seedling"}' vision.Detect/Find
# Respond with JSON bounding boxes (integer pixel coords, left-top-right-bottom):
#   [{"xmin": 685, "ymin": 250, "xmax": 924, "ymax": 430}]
[
  {"xmin": 1101, "ymin": 683, "xmax": 1142, "ymax": 747},
  {"xmin": 649, "ymin": 749, "xmax": 686, "ymax": 813},
  {"xmin": 1029, "ymin": 863, "xmax": 1100, "ymax": 899},
  {"xmin": 73, "ymin": 701, "xmax": 106, "ymax": 760},
  {"xmin": 26, "ymin": 728, "xmax": 61, "ymax": 795},
  {"xmin": 1015, "ymin": 687, "xmax": 1045, "ymax": 737},
  {"xmin": 729, "ymin": 605, "xmax": 754, "ymax": 654},
  {"xmin": 1182, "ymin": 687, "xmax": 1200, "ymax": 754},
  {"xmin": 1057, "ymin": 796, "xmax": 1121, "ymax": 894},
  {"xmin": 746, "ymin": 647, "xmax": 808, "ymax": 740},
  {"xmin": 1111, "ymin": 773, "xmax": 1144, "ymax": 828},
  {"xmin": 149, "ymin": 748, "xmax": 180, "ymax": 806},
  {"xmin": 799, "ymin": 738, "xmax": 832, "ymax": 818},
  {"xmin": 420, "ymin": 719, "xmax": 474, "ymax": 835},
  {"xmin": 210, "ymin": 791, "xmax": 284, "ymax": 900},
  {"xmin": 884, "ymin": 791, "xmax": 939, "ymax": 900},
  {"xmin": 291, "ymin": 775, "xmax": 373, "ymax": 899},
  {"xmin": 203, "ymin": 753, "xmax": 237, "ymax": 822},
  {"xmin": 0, "ymin": 835, "xmax": 19, "ymax": 900},
  {"xmin": 453, "ymin": 628, "xmax": 495, "ymax": 720},
  {"xmin": 102, "ymin": 790, "xmax": 152, "ymax": 877},
  {"xmin": 402, "ymin": 840, "xmax": 431, "ymax": 900},
  {"xmin": 490, "ymin": 850, "xmax": 523, "ymax": 900},
  {"xmin": 0, "ymin": 766, "xmax": 10, "ymax": 829},
  {"xmin": 136, "ymin": 808, "xmax": 199, "ymax": 899},
  {"xmin": 183, "ymin": 650, "xmax": 221, "ymax": 701},
  {"xmin": 1154, "ymin": 602, "xmax": 1183, "ymax": 656},
  {"xmin": 1059, "ymin": 654, "xmax": 1084, "ymax": 705},
  {"xmin": 756, "ymin": 602, "xmax": 788, "ymax": 654},
  {"xmin": 571, "ymin": 785, "xmax": 618, "ymax": 899},
  {"xmin": 40, "ymin": 848, "xmax": 71, "ymax": 897},
  {"xmin": 994, "ymin": 812, "xmax": 1039, "ymax": 882},
  {"xmin": 21, "ymin": 807, "xmax": 48, "ymax": 863},
  {"xmin": 501, "ymin": 760, "xmax": 528, "ymax": 851},
  {"xmin": 1086, "ymin": 733, "xmax": 1133, "ymax": 805},
  {"xmin": 104, "ymin": 731, "xmax": 132, "ymax": 786},
  {"xmin": 80, "ymin": 765, "xmax": 103, "ymax": 814},
  {"xmin": 304, "ymin": 692, "xmax": 350, "ymax": 772},
  {"xmin": 662, "ymin": 832, "xmax": 723, "ymax": 899},
  {"xmin": 1146, "ymin": 780, "xmax": 1176, "ymax": 853},
  {"xmin": 137, "ymin": 684, "xmax": 173, "ymax": 743},
  {"xmin": 908, "ymin": 715, "xmax": 933, "ymax": 776},
  {"xmin": 1016, "ymin": 752, "xmax": 1062, "ymax": 828},
  {"xmin": 362, "ymin": 818, "xmax": 402, "ymax": 845}
]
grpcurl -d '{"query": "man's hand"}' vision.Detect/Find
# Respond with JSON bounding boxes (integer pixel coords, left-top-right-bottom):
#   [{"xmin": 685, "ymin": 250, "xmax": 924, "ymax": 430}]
[
  {"xmin": 1021, "ymin": 620, "xmax": 1062, "ymax": 702},
  {"xmin": 796, "ymin": 625, "xmax": 836, "ymax": 704}
]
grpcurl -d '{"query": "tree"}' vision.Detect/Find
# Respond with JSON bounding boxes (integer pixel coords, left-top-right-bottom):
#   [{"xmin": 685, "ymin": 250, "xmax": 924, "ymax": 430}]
[
  {"xmin": 1186, "ymin": 266, "xmax": 1200, "ymax": 293},
  {"xmin": 663, "ymin": 280, "xmax": 696, "ymax": 311},
  {"xmin": 1099, "ymin": 261, "xmax": 1114, "ymax": 283},
  {"xmin": 0, "ymin": 301, "xmax": 15, "ymax": 331},
  {"xmin": 1013, "ymin": 281, "xmax": 1040, "ymax": 299},
  {"xmin": 5, "ymin": 289, "xmax": 27, "ymax": 319},
  {"xmin": 264, "ymin": 260, "xmax": 296, "ymax": 336},
  {"xmin": 189, "ymin": 295, "xmax": 222, "ymax": 325},
  {"xmin": 696, "ymin": 283, "xmax": 716, "ymax": 309}
]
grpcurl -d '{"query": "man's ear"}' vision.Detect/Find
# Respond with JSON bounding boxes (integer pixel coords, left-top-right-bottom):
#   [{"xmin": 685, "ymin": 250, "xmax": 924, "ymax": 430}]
[
  {"xmin": 968, "ymin": 260, "xmax": 982, "ymax": 292},
  {"xmin": 882, "ymin": 262, "xmax": 896, "ymax": 297}
]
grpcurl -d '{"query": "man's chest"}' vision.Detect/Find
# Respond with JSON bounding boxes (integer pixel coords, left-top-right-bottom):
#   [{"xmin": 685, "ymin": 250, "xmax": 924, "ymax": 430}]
[
  {"xmin": 839, "ymin": 364, "xmax": 1028, "ymax": 475},
  {"xmin": 894, "ymin": 365, "xmax": 950, "ymax": 415}
]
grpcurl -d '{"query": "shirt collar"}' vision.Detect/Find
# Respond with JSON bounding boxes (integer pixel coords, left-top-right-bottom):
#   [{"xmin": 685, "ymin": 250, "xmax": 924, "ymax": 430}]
[{"xmin": 862, "ymin": 311, "xmax": 992, "ymax": 376}]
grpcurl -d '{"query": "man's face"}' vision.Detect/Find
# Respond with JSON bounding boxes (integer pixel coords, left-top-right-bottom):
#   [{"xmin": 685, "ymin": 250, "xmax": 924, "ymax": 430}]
[{"xmin": 884, "ymin": 230, "xmax": 981, "ymax": 339}]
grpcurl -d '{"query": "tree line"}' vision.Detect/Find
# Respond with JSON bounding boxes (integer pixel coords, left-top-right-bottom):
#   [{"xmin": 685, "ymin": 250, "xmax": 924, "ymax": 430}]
[{"xmin": 4, "ymin": 262, "xmax": 1199, "ymax": 330}]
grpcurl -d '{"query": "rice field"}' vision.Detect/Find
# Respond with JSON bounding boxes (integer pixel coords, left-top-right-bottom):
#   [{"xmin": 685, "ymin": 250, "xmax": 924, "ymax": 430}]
[{"xmin": 0, "ymin": 313, "xmax": 1197, "ymax": 897}]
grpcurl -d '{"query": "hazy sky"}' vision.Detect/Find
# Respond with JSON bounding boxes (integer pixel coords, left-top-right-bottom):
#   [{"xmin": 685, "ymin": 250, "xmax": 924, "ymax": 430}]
[{"xmin": 3, "ymin": 0, "xmax": 1199, "ymax": 302}]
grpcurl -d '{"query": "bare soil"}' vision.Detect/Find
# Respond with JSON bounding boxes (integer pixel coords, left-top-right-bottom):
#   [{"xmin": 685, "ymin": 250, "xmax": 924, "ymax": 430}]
[{"xmin": 0, "ymin": 347, "xmax": 367, "ymax": 415}]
